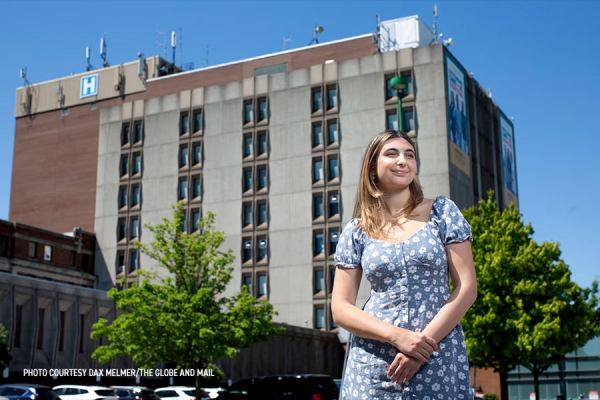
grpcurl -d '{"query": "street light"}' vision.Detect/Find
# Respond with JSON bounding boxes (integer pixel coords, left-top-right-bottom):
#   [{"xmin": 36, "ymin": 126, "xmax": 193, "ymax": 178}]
[{"xmin": 390, "ymin": 76, "xmax": 408, "ymax": 131}]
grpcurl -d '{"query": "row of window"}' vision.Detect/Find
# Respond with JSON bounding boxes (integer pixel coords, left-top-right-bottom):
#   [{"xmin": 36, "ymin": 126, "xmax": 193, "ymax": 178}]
[
  {"xmin": 313, "ymin": 157, "xmax": 339, "ymax": 184},
  {"xmin": 384, "ymin": 74, "xmax": 414, "ymax": 100},
  {"xmin": 313, "ymin": 192, "xmax": 340, "ymax": 221},
  {"xmin": 311, "ymin": 85, "xmax": 338, "ymax": 113},
  {"xmin": 178, "ymin": 176, "xmax": 202, "ymax": 201},
  {"xmin": 120, "ymin": 153, "xmax": 142, "ymax": 178},
  {"xmin": 312, "ymin": 120, "xmax": 339, "ymax": 149},
  {"xmin": 117, "ymin": 217, "xmax": 140, "ymax": 242},
  {"xmin": 243, "ymin": 165, "xmax": 268, "ymax": 194},
  {"xmin": 386, "ymin": 109, "xmax": 415, "ymax": 132},
  {"xmin": 243, "ymin": 98, "xmax": 268, "ymax": 125},
  {"xmin": 122, "ymin": 121, "xmax": 144, "ymax": 147},
  {"xmin": 314, "ymin": 304, "xmax": 337, "ymax": 330},
  {"xmin": 243, "ymin": 200, "xmax": 268, "ymax": 229},
  {"xmin": 242, "ymin": 236, "xmax": 268, "ymax": 264},
  {"xmin": 179, "ymin": 143, "xmax": 203, "ymax": 169},
  {"xmin": 314, "ymin": 229, "xmax": 339, "ymax": 258},
  {"xmin": 180, "ymin": 109, "xmax": 203, "ymax": 135},
  {"xmin": 243, "ymin": 131, "xmax": 268, "ymax": 159},
  {"xmin": 117, "ymin": 249, "xmax": 139, "ymax": 275},
  {"xmin": 119, "ymin": 184, "xmax": 141, "ymax": 209},
  {"xmin": 242, "ymin": 271, "xmax": 268, "ymax": 298}
]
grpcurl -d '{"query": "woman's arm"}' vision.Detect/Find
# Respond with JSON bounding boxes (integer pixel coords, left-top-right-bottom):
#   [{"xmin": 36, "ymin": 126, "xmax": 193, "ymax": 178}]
[
  {"xmin": 332, "ymin": 266, "xmax": 437, "ymax": 362},
  {"xmin": 421, "ymin": 240, "xmax": 478, "ymax": 342}
]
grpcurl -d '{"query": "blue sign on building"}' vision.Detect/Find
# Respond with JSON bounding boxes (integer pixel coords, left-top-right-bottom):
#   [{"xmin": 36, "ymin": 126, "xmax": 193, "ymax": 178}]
[{"xmin": 80, "ymin": 74, "xmax": 98, "ymax": 98}]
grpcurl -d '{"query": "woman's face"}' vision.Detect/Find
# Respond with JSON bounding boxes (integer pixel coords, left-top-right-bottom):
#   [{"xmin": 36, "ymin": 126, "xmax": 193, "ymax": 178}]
[{"xmin": 374, "ymin": 137, "xmax": 417, "ymax": 192}]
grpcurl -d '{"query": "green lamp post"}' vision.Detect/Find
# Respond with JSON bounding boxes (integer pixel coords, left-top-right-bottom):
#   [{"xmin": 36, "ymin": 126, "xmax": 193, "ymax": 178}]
[{"xmin": 390, "ymin": 76, "xmax": 408, "ymax": 131}]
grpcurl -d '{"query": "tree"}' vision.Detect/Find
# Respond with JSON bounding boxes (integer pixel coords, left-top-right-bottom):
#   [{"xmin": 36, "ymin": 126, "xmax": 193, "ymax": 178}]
[
  {"xmin": 91, "ymin": 203, "xmax": 284, "ymax": 395},
  {"xmin": 0, "ymin": 323, "xmax": 11, "ymax": 370},
  {"xmin": 462, "ymin": 192, "xmax": 599, "ymax": 400}
]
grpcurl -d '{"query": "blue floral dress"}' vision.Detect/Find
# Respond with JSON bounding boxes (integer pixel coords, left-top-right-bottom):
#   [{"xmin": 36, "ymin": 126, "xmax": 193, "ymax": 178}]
[{"xmin": 334, "ymin": 196, "xmax": 473, "ymax": 400}]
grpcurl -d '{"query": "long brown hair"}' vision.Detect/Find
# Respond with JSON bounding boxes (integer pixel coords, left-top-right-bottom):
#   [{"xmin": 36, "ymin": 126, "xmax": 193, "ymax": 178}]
[{"xmin": 353, "ymin": 130, "xmax": 424, "ymax": 239}]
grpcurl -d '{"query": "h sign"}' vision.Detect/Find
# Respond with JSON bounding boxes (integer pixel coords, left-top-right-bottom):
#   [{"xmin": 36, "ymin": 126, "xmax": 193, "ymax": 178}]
[{"xmin": 80, "ymin": 74, "xmax": 98, "ymax": 98}]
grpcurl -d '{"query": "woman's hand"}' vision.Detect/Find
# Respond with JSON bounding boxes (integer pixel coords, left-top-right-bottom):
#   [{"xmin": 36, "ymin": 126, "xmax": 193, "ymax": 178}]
[
  {"xmin": 387, "ymin": 352, "xmax": 423, "ymax": 384},
  {"xmin": 389, "ymin": 330, "xmax": 437, "ymax": 362}
]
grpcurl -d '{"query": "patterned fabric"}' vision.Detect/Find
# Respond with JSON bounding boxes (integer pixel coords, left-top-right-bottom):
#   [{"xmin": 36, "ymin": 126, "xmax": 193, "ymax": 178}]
[{"xmin": 334, "ymin": 196, "xmax": 473, "ymax": 400}]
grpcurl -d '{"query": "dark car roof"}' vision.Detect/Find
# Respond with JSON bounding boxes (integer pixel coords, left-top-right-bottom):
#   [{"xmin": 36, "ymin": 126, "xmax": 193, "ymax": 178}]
[{"xmin": 0, "ymin": 385, "xmax": 54, "ymax": 389}]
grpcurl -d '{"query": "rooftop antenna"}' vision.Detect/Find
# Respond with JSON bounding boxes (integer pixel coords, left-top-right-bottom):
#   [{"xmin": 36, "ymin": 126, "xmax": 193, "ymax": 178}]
[
  {"xmin": 171, "ymin": 31, "xmax": 177, "ymax": 66},
  {"xmin": 20, "ymin": 67, "xmax": 32, "ymax": 115},
  {"xmin": 85, "ymin": 46, "xmax": 94, "ymax": 71},
  {"xmin": 309, "ymin": 24, "xmax": 324, "ymax": 45},
  {"xmin": 100, "ymin": 35, "xmax": 109, "ymax": 68},
  {"xmin": 283, "ymin": 35, "xmax": 292, "ymax": 50},
  {"xmin": 373, "ymin": 14, "xmax": 382, "ymax": 53},
  {"xmin": 179, "ymin": 27, "xmax": 183, "ymax": 68},
  {"xmin": 432, "ymin": 4, "xmax": 439, "ymax": 43},
  {"xmin": 20, "ymin": 67, "xmax": 30, "ymax": 87},
  {"xmin": 137, "ymin": 52, "xmax": 145, "ymax": 77},
  {"xmin": 156, "ymin": 31, "xmax": 167, "ymax": 58}
]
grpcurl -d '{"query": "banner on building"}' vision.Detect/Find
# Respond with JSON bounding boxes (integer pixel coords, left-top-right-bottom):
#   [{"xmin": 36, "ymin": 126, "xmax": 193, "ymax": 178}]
[
  {"xmin": 499, "ymin": 111, "xmax": 518, "ymax": 207},
  {"xmin": 445, "ymin": 51, "xmax": 470, "ymax": 176}
]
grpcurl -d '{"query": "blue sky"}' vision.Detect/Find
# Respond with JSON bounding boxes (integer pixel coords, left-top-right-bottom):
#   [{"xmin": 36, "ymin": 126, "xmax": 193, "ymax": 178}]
[{"xmin": 0, "ymin": 1, "xmax": 598, "ymax": 287}]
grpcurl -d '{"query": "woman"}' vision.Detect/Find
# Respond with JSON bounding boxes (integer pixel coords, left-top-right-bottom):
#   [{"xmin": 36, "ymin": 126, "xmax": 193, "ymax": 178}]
[{"xmin": 331, "ymin": 130, "xmax": 477, "ymax": 399}]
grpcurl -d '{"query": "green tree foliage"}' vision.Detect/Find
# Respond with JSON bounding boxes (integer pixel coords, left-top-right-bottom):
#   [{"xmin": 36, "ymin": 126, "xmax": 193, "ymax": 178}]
[
  {"xmin": 0, "ymin": 323, "xmax": 11, "ymax": 370},
  {"xmin": 462, "ymin": 192, "xmax": 599, "ymax": 400},
  {"xmin": 91, "ymin": 203, "xmax": 284, "ymax": 395}
]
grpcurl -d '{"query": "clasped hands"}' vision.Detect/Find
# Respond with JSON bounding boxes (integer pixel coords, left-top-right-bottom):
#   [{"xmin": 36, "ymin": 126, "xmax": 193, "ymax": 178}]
[{"xmin": 387, "ymin": 331, "xmax": 437, "ymax": 385}]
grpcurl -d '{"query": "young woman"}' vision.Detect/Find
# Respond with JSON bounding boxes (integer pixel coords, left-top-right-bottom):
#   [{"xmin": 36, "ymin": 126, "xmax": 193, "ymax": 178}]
[{"xmin": 332, "ymin": 130, "xmax": 477, "ymax": 399}]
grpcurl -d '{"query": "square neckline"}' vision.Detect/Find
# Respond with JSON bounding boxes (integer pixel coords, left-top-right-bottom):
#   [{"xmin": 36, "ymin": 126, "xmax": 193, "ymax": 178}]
[{"xmin": 373, "ymin": 196, "xmax": 441, "ymax": 245}]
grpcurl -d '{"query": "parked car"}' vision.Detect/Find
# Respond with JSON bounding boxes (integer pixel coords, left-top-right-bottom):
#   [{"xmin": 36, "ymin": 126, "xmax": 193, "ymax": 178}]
[
  {"xmin": 53, "ymin": 385, "xmax": 118, "ymax": 400},
  {"xmin": 110, "ymin": 387, "xmax": 159, "ymax": 400},
  {"xmin": 200, "ymin": 389, "xmax": 224, "ymax": 400},
  {"xmin": 0, "ymin": 384, "xmax": 61, "ymax": 400},
  {"xmin": 215, "ymin": 374, "xmax": 339, "ymax": 400},
  {"xmin": 154, "ymin": 387, "xmax": 209, "ymax": 400}
]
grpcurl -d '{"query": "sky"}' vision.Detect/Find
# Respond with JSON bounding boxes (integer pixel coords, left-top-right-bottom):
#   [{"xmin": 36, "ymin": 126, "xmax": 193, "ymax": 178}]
[{"xmin": 0, "ymin": 1, "xmax": 598, "ymax": 287}]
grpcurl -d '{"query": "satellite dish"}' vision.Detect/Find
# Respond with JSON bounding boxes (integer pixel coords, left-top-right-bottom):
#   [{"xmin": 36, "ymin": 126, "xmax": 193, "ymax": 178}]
[{"xmin": 315, "ymin": 26, "xmax": 324, "ymax": 33}]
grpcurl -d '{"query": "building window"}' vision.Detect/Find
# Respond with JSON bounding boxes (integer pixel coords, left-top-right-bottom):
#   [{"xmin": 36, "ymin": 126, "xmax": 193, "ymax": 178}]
[
  {"xmin": 329, "ymin": 193, "xmax": 339, "ymax": 218},
  {"xmin": 315, "ymin": 306, "xmax": 325, "ymax": 329},
  {"xmin": 193, "ymin": 143, "xmax": 202, "ymax": 165},
  {"xmin": 70, "ymin": 250, "xmax": 76, "ymax": 267},
  {"xmin": 244, "ymin": 101, "xmax": 253, "ymax": 124},
  {"xmin": 119, "ymin": 186, "xmax": 128, "ymax": 209},
  {"xmin": 180, "ymin": 146, "xmax": 189, "ymax": 168},
  {"xmin": 44, "ymin": 245, "xmax": 53, "ymax": 262},
  {"xmin": 120, "ymin": 155, "xmax": 129, "ymax": 177},
  {"xmin": 131, "ymin": 184, "xmax": 140, "ymax": 207},
  {"xmin": 257, "ymin": 166, "xmax": 267, "ymax": 190},
  {"xmin": 386, "ymin": 110, "xmax": 398, "ymax": 131},
  {"xmin": 312, "ymin": 88, "xmax": 322, "ymax": 112},
  {"xmin": 58, "ymin": 311, "xmax": 65, "ymax": 352},
  {"xmin": 404, "ymin": 110, "xmax": 415, "ymax": 131},
  {"xmin": 327, "ymin": 86, "xmax": 337, "ymax": 110},
  {"xmin": 131, "ymin": 217, "xmax": 139, "ymax": 239},
  {"xmin": 258, "ymin": 98, "xmax": 267, "ymax": 121},
  {"xmin": 327, "ymin": 121, "xmax": 338, "ymax": 145},
  {"xmin": 193, "ymin": 109, "xmax": 203, "ymax": 132},
  {"xmin": 129, "ymin": 250, "xmax": 138, "ymax": 272},
  {"xmin": 313, "ymin": 159, "xmax": 323, "ymax": 183},
  {"xmin": 28, "ymin": 241, "xmax": 37, "ymax": 258},
  {"xmin": 134, "ymin": 121, "xmax": 143, "ymax": 143},
  {"xmin": 243, "ymin": 135, "xmax": 253, "ymax": 158},
  {"xmin": 243, "ymin": 203, "xmax": 253, "ymax": 227},
  {"xmin": 117, "ymin": 251, "xmax": 125, "ymax": 274},
  {"xmin": 118, "ymin": 218, "xmax": 126, "ymax": 241},
  {"xmin": 328, "ymin": 157, "xmax": 339, "ymax": 180},
  {"xmin": 329, "ymin": 230, "xmax": 340, "ymax": 254},
  {"xmin": 257, "ymin": 274, "xmax": 267, "ymax": 297},
  {"xmin": 180, "ymin": 113, "xmax": 189, "ymax": 135},
  {"xmin": 404, "ymin": 75, "xmax": 413, "ymax": 95},
  {"xmin": 314, "ymin": 232, "xmax": 324, "ymax": 256},
  {"xmin": 133, "ymin": 153, "xmax": 142, "ymax": 175},
  {"xmin": 0, "ymin": 235, "xmax": 7, "ymax": 257},
  {"xmin": 313, "ymin": 194, "xmax": 324, "ymax": 219},
  {"xmin": 181, "ymin": 210, "xmax": 187, "ymax": 232},
  {"xmin": 192, "ymin": 176, "xmax": 202, "ymax": 199},
  {"xmin": 385, "ymin": 77, "xmax": 395, "ymax": 100},
  {"xmin": 257, "ymin": 201, "xmax": 267, "ymax": 225},
  {"xmin": 257, "ymin": 131, "xmax": 267, "ymax": 156},
  {"xmin": 314, "ymin": 269, "xmax": 325, "ymax": 294},
  {"xmin": 242, "ymin": 274, "xmax": 252, "ymax": 293},
  {"xmin": 257, "ymin": 237, "xmax": 267, "ymax": 262},
  {"xmin": 82, "ymin": 254, "xmax": 91, "ymax": 272},
  {"xmin": 192, "ymin": 209, "xmax": 201, "ymax": 232},
  {"xmin": 242, "ymin": 239, "xmax": 252, "ymax": 263},
  {"xmin": 37, "ymin": 307, "xmax": 45, "ymax": 350},
  {"xmin": 122, "ymin": 123, "xmax": 131, "ymax": 146},
  {"xmin": 312, "ymin": 123, "xmax": 323, "ymax": 147},
  {"xmin": 243, "ymin": 169, "xmax": 253, "ymax": 192},
  {"xmin": 13, "ymin": 305, "xmax": 22, "ymax": 348},
  {"xmin": 179, "ymin": 179, "xmax": 188, "ymax": 200}
]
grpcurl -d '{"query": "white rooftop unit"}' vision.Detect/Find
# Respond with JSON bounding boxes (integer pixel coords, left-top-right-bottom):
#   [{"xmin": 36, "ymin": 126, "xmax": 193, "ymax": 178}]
[{"xmin": 376, "ymin": 15, "xmax": 435, "ymax": 52}]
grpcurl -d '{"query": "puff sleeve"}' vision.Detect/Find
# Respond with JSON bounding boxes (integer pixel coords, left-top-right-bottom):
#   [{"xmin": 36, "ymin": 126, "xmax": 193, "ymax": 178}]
[
  {"xmin": 333, "ymin": 218, "xmax": 365, "ymax": 269},
  {"xmin": 433, "ymin": 196, "xmax": 473, "ymax": 245}
]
